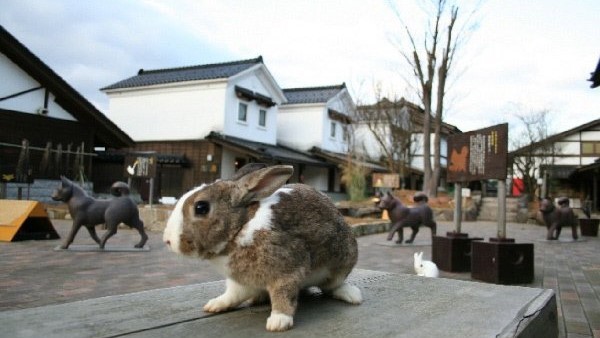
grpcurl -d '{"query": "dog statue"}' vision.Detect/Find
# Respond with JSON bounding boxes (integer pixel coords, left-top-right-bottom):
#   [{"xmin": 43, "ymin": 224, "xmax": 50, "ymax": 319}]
[
  {"xmin": 377, "ymin": 191, "xmax": 437, "ymax": 244},
  {"xmin": 51, "ymin": 176, "xmax": 148, "ymax": 249},
  {"xmin": 539, "ymin": 197, "xmax": 578, "ymax": 240}
]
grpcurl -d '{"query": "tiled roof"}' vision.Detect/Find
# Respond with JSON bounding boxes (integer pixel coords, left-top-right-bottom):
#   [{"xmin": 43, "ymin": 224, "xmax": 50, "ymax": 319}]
[
  {"xmin": 282, "ymin": 83, "xmax": 346, "ymax": 104},
  {"xmin": 102, "ymin": 56, "xmax": 263, "ymax": 90},
  {"xmin": 310, "ymin": 147, "xmax": 389, "ymax": 172},
  {"xmin": 206, "ymin": 132, "xmax": 331, "ymax": 166}
]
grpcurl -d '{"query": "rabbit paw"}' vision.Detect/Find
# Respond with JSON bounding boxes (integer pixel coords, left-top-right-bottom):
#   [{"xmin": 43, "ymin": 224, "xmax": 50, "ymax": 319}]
[
  {"xmin": 332, "ymin": 283, "xmax": 362, "ymax": 304},
  {"xmin": 266, "ymin": 311, "xmax": 293, "ymax": 332},
  {"xmin": 203, "ymin": 296, "xmax": 231, "ymax": 313}
]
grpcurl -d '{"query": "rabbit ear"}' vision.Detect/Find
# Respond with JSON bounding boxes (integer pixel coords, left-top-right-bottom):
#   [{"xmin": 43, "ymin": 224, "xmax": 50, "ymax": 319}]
[
  {"xmin": 232, "ymin": 165, "xmax": 294, "ymax": 206},
  {"xmin": 60, "ymin": 176, "xmax": 72, "ymax": 186}
]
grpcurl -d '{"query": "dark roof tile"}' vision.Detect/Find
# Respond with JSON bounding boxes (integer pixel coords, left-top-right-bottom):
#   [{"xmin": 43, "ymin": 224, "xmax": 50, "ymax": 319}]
[
  {"xmin": 102, "ymin": 56, "xmax": 263, "ymax": 90},
  {"xmin": 206, "ymin": 132, "xmax": 330, "ymax": 166},
  {"xmin": 283, "ymin": 83, "xmax": 346, "ymax": 104}
]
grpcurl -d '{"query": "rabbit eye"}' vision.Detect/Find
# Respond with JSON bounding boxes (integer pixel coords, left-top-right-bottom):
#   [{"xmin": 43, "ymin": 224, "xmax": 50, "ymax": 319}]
[{"xmin": 194, "ymin": 201, "xmax": 210, "ymax": 216}]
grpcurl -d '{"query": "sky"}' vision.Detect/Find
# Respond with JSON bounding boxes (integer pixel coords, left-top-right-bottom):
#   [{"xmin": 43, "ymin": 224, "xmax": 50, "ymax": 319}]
[{"xmin": 1, "ymin": 0, "xmax": 599, "ymax": 134}]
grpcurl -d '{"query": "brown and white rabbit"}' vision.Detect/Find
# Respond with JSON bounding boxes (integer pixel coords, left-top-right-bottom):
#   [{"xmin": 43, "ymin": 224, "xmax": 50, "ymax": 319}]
[{"xmin": 163, "ymin": 164, "xmax": 362, "ymax": 332}]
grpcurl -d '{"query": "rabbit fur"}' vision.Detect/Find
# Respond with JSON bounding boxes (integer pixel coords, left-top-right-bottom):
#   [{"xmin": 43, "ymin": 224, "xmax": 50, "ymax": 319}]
[
  {"xmin": 163, "ymin": 164, "xmax": 362, "ymax": 332},
  {"xmin": 413, "ymin": 252, "xmax": 439, "ymax": 278}
]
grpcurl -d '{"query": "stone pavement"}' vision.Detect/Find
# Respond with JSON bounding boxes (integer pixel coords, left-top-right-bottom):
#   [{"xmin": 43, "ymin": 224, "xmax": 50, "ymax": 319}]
[{"xmin": 1, "ymin": 219, "xmax": 600, "ymax": 337}]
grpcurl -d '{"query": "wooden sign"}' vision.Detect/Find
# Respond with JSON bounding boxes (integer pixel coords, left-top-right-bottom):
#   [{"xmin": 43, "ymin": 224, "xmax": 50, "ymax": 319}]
[
  {"xmin": 372, "ymin": 173, "xmax": 400, "ymax": 188},
  {"xmin": 447, "ymin": 123, "xmax": 508, "ymax": 183},
  {"xmin": 124, "ymin": 153, "xmax": 157, "ymax": 178}
]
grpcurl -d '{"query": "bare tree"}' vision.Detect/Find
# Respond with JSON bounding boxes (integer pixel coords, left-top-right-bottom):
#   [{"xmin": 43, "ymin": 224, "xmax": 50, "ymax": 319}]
[
  {"xmin": 509, "ymin": 109, "xmax": 558, "ymax": 200},
  {"xmin": 354, "ymin": 84, "xmax": 419, "ymax": 189},
  {"xmin": 388, "ymin": 0, "xmax": 482, "ymax": 196}
]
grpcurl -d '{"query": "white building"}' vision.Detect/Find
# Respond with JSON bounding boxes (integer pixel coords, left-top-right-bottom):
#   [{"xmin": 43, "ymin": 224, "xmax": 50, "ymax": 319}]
[
  {"xmin": 101, "ymin": 57, "xmax": 350, "ymax": 198},
  {"xmin": 352, "ymin": 98, "xmax": 460, "ymax": 190},
  {"xmin": 278, "ymin": 84, "xmax": 362, "ymax": 191},
  {"xmin": 0, "ymin": 25, "xmax": 132, "ymax": 198},
  {"xmin": 510, "ymin": 118, "xmax": 600, "ymax": 210}
]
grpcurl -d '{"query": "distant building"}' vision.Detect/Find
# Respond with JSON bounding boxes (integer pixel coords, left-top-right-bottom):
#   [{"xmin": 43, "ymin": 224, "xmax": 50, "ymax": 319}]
[
  {"xmin": 0, "ymin": 25, "xmax": 132, "ymax": 199},
  {"xmin": 509, "ymin": 118, "xmax": 600, "ymax": 211},
  {"xmin": 101, "ymin": 57, "xmax": 366, "ymax": 199},
  {"xmin": 353, "ymin": 98, "xmax": 461, "ymax": 190},
  {"xmin": 279, "ymin": 84, "xmax": 358, "ymax": 191}
]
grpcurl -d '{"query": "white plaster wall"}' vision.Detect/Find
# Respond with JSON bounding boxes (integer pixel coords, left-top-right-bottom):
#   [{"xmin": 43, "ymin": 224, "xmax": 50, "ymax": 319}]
[
  {"xmin": 555, "ymin": 141, "xmax": 580, "ymax": 155},
  {"xmin": 581, "ymin": 130, "xmax": 600, "ymax": 141},
  {"xmin": 322, "ymin": 108, "xmax": 349, "ymax": 153},
  {"xmin": 1, "ymin": 53, "xmax": 75, "ymax": 121},
  {"xmin": 562, "ymin": 133, "xmax": 581, "ymax": 142},
  {"xmin": 104, "ymin": 81, "xmax": 227, "ymax": 141},
  {"xmin": 551, "ymin": 157, "xmax": 583, "ymax": 166},
  {"xmin": 353, "ymin": 123, "xmax": 384, "ymax": 161},
  {"xmin": 224, "ymin": 73, "xmax": 277, "ymax": 145},
  {"xmin": 278, "ymin": 104, "xmax": 323, "ymax": 150},
  {"xmin": 581, "ymin": 157, "xmax": 598, "ymax": 165},
  {"xmin": 353, "ymin": 122, "xmax": 445, "ymax": 171},
  {"xmin": 322, "ymin": 91, "xmax": 352, "ymax": 153},
  {"xmin": 562, "ymin": 130, "xmax": 600, "ymax": 142},
  {"xmin": 440, "ymin": 137, "xmax": 448, "ymax": 166}
]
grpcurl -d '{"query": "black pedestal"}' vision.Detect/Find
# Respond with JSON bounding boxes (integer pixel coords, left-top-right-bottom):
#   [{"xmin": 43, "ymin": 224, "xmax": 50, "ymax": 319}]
[
  {"xmin": 432, "ymin": 232, "xmax": 483, "ymax": 272},
  {"xmin": 471, "ymin": 238, "xmax": 534, "ymax": 285},
  {"xmin": 579, "ymin": 218, "xmax": 599, "ymax": 237}
]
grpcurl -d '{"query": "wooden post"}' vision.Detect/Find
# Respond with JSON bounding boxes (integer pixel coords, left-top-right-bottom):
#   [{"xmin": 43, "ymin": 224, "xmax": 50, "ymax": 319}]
[
  {"xmin": 454, "ymin": 182, "xmax": 462, "ymax": 233},
  {"xmin": 497, "ymin": 179, "xmax": 507, "ymax": 239},
  {"xmin": 149, "ymin": 177, "xmax": 154, "ymax": 208}
]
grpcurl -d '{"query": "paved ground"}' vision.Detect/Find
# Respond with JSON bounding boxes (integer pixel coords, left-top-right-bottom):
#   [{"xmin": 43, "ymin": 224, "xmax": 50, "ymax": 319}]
[{"xmin": 1, "ymin": 218, "xmax": 600, "ymax": 337}]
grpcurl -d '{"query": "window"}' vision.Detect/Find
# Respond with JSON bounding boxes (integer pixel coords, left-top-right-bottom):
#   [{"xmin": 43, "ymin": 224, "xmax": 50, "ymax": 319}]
[
  {"xmin": 238, "ymin": 102, "xmax": 247, "ymax": 122},
  {"xmin": 582, "ymin": 141, "xmax": 600, "ymax": 155},
  {"xmin": 330, "ymin": 121, "xmax": 336, "ymax": 138},
  {"xmin": 259, "ymin": 109, "xmax": 267, "ymax": 127}
]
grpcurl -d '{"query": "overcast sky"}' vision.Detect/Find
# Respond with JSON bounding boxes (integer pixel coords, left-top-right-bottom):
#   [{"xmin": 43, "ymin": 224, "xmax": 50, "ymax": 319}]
[{"xmin": 2, "ymin": 0, "xmax": 599, "ymax": 134}]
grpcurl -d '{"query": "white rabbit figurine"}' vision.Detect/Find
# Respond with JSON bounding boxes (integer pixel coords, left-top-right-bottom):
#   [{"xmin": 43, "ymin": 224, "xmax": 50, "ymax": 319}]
[
  {"xmin": 163, "ymin": 164, "xmax": 362, "ymax": 332},
  {"xmin": 413, "ymin": 251, "xmax": 439, "ymax": 277}
]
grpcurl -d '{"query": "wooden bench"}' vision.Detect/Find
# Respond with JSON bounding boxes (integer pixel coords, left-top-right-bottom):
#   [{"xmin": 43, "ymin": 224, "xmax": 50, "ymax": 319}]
[{"xmin": 0, "ymin": 269, "xmax": 557, "ymax": 337}]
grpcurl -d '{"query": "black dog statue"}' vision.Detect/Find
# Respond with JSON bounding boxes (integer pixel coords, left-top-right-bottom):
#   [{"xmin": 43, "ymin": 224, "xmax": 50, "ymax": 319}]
[
  {"xmin": 539, "ymin": 197, "xmax": 578, "ymax": 240},
  {"xmin": 51, "ymin": 176, "xmax": 148, "ymax": 249},
  {"xmin": 378, "ymin": 191, "xmax": 437, "ymax": 244}
]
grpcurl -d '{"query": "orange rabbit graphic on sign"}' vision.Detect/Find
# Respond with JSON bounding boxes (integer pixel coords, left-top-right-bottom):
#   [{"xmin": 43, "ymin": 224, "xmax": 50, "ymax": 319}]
[{"xmin": 449, "ymin": 146, "xmax": 468, "ymax": 172}]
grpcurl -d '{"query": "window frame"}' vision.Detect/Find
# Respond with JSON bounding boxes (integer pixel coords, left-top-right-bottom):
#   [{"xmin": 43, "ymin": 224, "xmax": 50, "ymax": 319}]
[
  {"xmin": 330, "ymin": 121, "xmax": 337, "ymax": 138},
  {"xmin": 237, "ymin": 102, "xmax": 248, "ymax": 123},
  {"xmin": 258, "ymin": 109, "xmax": 267, "ymax": 127},
  {"xmin": 582, "ymin": 141, "xmax": 600, "ymax": 155}
]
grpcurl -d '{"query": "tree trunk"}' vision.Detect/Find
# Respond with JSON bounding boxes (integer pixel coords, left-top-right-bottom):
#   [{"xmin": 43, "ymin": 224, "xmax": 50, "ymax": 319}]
[{"xmin": 422, "ymin": 86, "xmax": 433, "ymax": 195}]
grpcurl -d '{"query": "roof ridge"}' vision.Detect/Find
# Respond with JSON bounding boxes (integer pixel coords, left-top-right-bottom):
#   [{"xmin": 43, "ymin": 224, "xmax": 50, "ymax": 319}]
[
  {"xmin": 283, "ymin": 83, "xmax": 346, "ymax": 92},
  {"xmin": 137, "ymin": 56, "xmax": 263, "ymax": 75}
]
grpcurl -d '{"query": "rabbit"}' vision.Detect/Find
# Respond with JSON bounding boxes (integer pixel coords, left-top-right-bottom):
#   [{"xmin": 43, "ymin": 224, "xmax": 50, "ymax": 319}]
[
  {"xmin": 413, "ymin": 252, "xmax": 439, "ymax": 278},
  {"xmin": 163, "ymin": 164, "xmax": 362, "ymax": 332}
]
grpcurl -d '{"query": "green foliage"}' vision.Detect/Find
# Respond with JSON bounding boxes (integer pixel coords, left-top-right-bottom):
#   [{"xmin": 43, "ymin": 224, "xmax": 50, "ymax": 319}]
[{"xmin": 341, "ymin": 162, "xmax": 367, "ymax": 201}]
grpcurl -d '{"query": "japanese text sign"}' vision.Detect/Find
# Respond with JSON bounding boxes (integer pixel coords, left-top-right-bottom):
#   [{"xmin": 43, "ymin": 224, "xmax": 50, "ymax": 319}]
[{"xmin": 447, "ymin": 123, "xmax": 508, "ymax": 183}]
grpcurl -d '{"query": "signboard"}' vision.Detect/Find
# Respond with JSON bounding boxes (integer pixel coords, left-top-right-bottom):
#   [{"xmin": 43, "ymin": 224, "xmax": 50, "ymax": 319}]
[
  {"xmin": 372, "ymin": 173, "xmax": 400, "ymax": 188},
  {"xmin": 124, "ymin": 153, "xmax": 157, "ymax": 178},
  {"xmin": 447, "ymin": 123, "xmax": 508, "ymax": 183}
]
